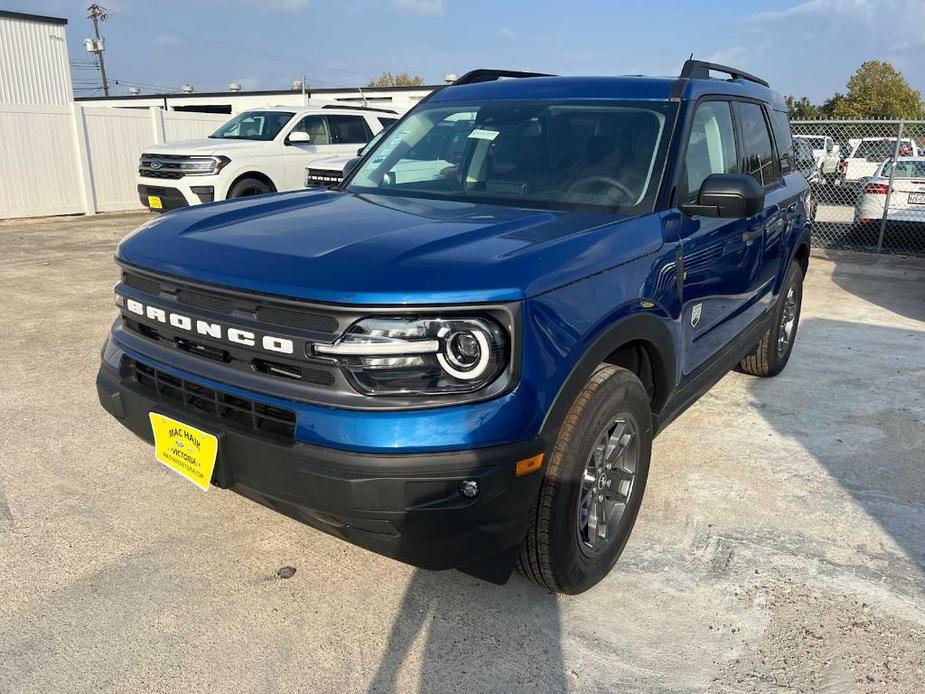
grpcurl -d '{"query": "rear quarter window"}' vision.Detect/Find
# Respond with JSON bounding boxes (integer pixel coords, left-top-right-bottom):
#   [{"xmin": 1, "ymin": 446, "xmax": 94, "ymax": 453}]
[
  {"xmin": 735, "ymin": 102, "xmax": 781, "ymax": 188},
  {"xmin": 770, "ymin": 110, "xmax": 794, "ymax": 176}
]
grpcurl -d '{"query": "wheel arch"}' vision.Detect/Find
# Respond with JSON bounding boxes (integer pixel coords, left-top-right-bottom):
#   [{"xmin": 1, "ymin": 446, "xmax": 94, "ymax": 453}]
[
  {"xmin": 226, "ymin": 171, "xmax": 278, "ymax": 198},
  {"xmin": 540, "ymin": 312, "xmax": 677, "ymax": 438}
]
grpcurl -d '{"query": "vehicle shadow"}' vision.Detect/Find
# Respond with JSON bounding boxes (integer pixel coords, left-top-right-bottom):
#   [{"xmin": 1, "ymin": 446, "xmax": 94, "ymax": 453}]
[
  {"xmin": 744, "ymin": 317, "xmax": 925, "ymax": 591},
  {"xmin": 822, "ymin": 250, "xmax": 925, "ymax": 322},
  {"xmin": 366, "ymin": 568, "xmax": 567, "ymax": 694}
]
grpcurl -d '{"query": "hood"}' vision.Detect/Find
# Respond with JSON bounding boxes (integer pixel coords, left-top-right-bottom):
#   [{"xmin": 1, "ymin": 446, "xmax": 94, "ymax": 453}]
[
  {"xmin": 307, "ymin": 154, "xmax": 354, "ymax": 172},
  {"xmin": 143, "ymin": 138, "xmax": 269, "ymax": 156},
  {"xmin": 117, "ymin": 190, "xmax": 664, "ymax": 304}
]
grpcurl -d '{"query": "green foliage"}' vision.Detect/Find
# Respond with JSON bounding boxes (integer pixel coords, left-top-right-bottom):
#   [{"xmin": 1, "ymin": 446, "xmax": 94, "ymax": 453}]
[
  {"xmin": 785, "ymin": 95, "xmax": 820, "ymax": 119},
  {"xmin": 367, "ymin": 71, "xmax": 425, "ymax": 88},
  {"xmin": 832, "ymin": 61, "xmax": 923, "ymax": 119},
  {"xmin": 785, "ymin": 61, "xmax": 924, "ymax": 120}
]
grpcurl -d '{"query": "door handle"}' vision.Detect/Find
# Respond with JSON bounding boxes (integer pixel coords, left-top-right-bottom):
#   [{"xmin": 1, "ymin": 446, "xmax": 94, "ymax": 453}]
[{"xmin": 742, "ymin": 227, "xmax": 763, "ymax": 243}]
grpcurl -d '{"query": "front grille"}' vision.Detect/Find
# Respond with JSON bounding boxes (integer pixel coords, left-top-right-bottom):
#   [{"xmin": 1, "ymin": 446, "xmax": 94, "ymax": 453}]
[
  {"xmin": 305, "ymin": 169, "xmax": 343, "ymax": 187},
  {"xmin": 139, "ymin": 169, "xmax": 184, "ymax": 180},
  {"xmin": 125, "ymin": 358, "xmax": 296, "ymax": 441}
]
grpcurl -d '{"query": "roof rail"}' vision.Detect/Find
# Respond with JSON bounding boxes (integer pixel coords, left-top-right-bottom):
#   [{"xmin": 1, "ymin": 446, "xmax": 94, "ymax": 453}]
[
  {"xmin": 679, "ymin": 59, "xmax": 769, "ymax": 88},
  {"xmin": 320, "ymin": 104, "xmax": 398, "ymax": 115},
  {"xmin": 453, "ymin": 68, "xmax": 554, "ymax": 86}
]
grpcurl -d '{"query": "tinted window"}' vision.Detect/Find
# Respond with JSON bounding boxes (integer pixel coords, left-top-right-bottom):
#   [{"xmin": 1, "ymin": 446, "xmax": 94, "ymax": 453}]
[
  {"xmin": 210, "ymin": 111, "xmax": 294, "ymax": 141},
  {"xmin": 683, "ymin": 101, "xmax": 738, "ymax": 203},
  {"xmin": 349, "ymin": 101, "xmax": 674, "ymax": 212},
  {"xmin": 292, "ymin": 115, "xmax": 331, "ymax": 144},
  {"xmin": 330, "ymin": 115, "xmax": 372, "ymax": 144},
  {"xmin": 770, "ymin": 110, "xmax": 793, "ymax": 176},
  {"xmin": 736, "ymin": 102, "xmax": 780, "ymax": 187},
  {"xmin": 855, "ymin": 140, "xmax": 906, "ymax": 162},
  {"xmin": 881, "ymin": 160, "xmax": 925, "ymax": 178}
]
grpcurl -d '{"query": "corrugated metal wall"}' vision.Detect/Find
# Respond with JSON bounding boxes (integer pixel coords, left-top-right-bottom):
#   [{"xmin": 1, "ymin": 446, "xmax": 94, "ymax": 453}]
[{"xmin": 0, "ymin": 16, "xmax": 73, "ymax": 106}]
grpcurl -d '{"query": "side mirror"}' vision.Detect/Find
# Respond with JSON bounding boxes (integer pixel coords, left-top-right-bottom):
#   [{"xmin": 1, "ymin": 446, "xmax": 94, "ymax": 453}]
[
  {"xmin": 343, "ymin": 156, "xmax": 362, "ymax": 177},
  {"xmin": 287, "ymin": 131, "xmax": 311, "ymax": 145},
  {"xmin": 682, "ymin": 174, "xmax": 765, "ymax": 218}
]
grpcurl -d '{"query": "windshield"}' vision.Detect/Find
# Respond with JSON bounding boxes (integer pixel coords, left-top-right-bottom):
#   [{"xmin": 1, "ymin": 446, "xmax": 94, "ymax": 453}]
[
  {"xmin": 346, "ymin": 100, "xmax": 674, "ymax": 212},
  {"xmin": 880, "ymin": 160, "xmax": 925, "ymax": 178},
  {"xmin": 210, "ymin": 111, "xmax": 295, "ymax": 141}
]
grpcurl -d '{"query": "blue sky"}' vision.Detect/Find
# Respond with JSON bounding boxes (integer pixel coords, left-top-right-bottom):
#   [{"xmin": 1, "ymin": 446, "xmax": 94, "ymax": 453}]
[{"xmin": 14, "ymin": 0, "xmax": 925, "ymax": 101}]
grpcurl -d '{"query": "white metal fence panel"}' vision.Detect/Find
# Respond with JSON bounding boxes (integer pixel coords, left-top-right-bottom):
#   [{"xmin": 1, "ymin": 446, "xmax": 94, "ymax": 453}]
[
  {"xmin": 792, "ymin": 119, "xmax": 925, "ymax": 256},
  {"xmin": 84, "ymin": 108, "xmax": 153, "ymax": 212},
  {"xmin": 0, "ymin": 105, "xmax": 229, "ymax": 220},
  {"xmin": 0, "ymin": 104, "xmax": 84, "ymax": 218},
  {"xmin": 163, "ymin": 111, "xmax": 226, "ymax": 142}
]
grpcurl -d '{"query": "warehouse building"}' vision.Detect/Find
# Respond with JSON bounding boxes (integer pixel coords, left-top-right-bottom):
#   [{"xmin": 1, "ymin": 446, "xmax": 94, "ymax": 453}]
[
  {"xmin": 0, "ymin": 10, "xmax": 72, "ymax": 105},
  {"xmin": 75, "ymin": 84, "xmax": 437, "ymax": 115}
]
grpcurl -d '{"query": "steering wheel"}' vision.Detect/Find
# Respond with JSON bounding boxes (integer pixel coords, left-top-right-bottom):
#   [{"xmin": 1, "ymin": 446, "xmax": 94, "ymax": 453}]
[{"xmin": 567, "ymin": 176, "xmax": 634, "ymax": 205}]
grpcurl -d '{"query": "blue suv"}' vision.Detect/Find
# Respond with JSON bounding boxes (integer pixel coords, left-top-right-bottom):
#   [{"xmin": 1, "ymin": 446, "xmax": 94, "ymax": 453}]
[{"xmin": 97, "ymin": 61, "xmax": 811, "ymax": 594}]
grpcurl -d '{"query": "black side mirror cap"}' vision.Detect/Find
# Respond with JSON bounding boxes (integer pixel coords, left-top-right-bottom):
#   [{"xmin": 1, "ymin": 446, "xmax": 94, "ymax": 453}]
[
  {"xmin": 681, "ymin": 173, "xmax": 765, "ymax": 218},
  {"xmin": 343, "ymin": 156, "xmax": 362, "ymax": 177}
]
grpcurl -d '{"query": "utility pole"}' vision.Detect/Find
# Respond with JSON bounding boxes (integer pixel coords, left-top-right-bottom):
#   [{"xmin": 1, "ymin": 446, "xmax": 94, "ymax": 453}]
[{"xmin": 87, "ymin": 4, "xmax": 110, "ymax": 97}]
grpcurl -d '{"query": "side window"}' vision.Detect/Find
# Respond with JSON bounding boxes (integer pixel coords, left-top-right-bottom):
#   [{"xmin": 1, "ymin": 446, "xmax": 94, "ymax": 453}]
[
  {"xmin": 378, "ymin": 117, "xmax": 398, "ymax": 129},
  {"xmin": 683, "ymin": 101, "xmax": 738, "ymax": 204},
  {"xmin": 329, "ymin": 115, "xmax": 373, "ymax": 144},
  {"xmin": 292, "ymin": 115, "xmax": 331, "ymax": 145},
  {"xmin": 770, "ymin": 109, "xmax": 794, "ymax": 176},
  {"xmin": 736, "ymin": 102, "xmax": 780, "ymax": 187}
]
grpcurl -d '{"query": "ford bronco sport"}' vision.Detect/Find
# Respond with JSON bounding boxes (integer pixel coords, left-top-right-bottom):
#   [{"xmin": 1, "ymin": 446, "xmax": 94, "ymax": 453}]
[{"xmin": 97, "ymin": 61, "xmax": 811, "ymax": 594}]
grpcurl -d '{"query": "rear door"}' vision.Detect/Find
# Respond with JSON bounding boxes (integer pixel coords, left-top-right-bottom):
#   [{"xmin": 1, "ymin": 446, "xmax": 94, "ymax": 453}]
[{"xmin": 677, "ymin": 99, "xmax": 765, "ymax": 375}]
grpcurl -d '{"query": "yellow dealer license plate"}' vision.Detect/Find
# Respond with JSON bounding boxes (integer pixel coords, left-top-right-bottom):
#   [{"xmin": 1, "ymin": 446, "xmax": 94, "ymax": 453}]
[
  {"xmin": 149, "ymin": 413, "xmax": 218, "ymax": 491},
  {"xmin": 147, "ymin": 195, "xmax": 163, "ymax": 210}
]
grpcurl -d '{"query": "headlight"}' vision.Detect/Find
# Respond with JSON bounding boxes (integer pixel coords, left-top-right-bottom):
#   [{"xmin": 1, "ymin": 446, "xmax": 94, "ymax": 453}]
[
  {"xmin": 314, "ymin": 316, "xmax": 508, "ymax": 395},
  {"xmin": 182, "ymin": 155, "xmax": 230, "ymax": 175}
]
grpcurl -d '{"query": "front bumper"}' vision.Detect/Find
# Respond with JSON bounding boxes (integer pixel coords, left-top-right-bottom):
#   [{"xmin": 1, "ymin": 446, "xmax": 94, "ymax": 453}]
[
  {"xmin": 137, "ymin": 176, "xmax": 219, "ymax": 210},
  {"xmin": 96, "ymin": 358, "xmax": 546, "ymax": 572}
]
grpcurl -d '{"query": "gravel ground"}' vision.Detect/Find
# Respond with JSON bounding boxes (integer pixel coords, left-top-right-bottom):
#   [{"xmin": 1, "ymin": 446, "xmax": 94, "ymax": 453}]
[{"xmin": 1, "ymin": 212, "xmax": 923, "ymax": 693}]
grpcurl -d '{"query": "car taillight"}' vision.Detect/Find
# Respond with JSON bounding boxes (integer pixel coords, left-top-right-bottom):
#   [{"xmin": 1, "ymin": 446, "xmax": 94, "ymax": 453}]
[{"xmin": 863, "ymin": 182, "xmax": 889, "ymax": 195}]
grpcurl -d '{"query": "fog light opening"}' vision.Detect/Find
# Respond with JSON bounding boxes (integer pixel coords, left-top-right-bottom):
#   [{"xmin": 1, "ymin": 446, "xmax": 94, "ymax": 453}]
[{"xmin": 458, "ymin": 479, "xmax": 479, "ymax": 499}]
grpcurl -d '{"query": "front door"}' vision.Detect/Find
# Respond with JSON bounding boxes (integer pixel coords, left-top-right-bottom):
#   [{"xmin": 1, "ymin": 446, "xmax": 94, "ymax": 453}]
[
  {"xmin": 678, "ymin": 100, "xmax": 765, "ymax": 376},
  {"xmin": 283, "ymin": 114, "xmax": 359, "ymax": 189}
]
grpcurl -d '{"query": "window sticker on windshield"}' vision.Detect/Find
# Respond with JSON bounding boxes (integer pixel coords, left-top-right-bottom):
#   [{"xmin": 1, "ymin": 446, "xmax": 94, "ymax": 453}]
[{"xmin": 468, "ymin": 128, "xmax": 500, "ymax": 141}]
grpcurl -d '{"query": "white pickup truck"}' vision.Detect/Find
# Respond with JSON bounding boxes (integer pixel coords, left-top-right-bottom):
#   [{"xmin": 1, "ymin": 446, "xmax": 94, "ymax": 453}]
[
  {"xmin": 137, "ymin": 105, "xmax": 398, "ymax": 211},
  {"xmin": 793, "ymin": 134, "xmax": 840, "ymax": 182},
  {"xmin": 839, "ymin": 137, "xmax": 919, "ymax": 188}
]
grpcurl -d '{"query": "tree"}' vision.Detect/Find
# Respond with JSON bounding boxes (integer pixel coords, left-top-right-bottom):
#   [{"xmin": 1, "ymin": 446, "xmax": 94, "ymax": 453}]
[
  {"xmin": 367, "ymin": 71, "xmax": 425, "ymax": 88},
  {"xmin": 785, "ymin": 95, "xmax": 820, "ymax": 119},
  {"xmin": 832, "ymin": 61, "xmax": 923, "ymax": 119},
  {"xmin": 818, "ymin": 93, "xmax": 846, "ymax": 118}
]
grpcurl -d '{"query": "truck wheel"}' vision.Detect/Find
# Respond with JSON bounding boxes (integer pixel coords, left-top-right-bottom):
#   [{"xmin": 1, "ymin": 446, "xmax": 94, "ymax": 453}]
[
  {"xmin": 517, "ymin": 366, "xmax": 652, "ymax": 594},
  {"xmin": 738, "ymin": 262, "xmax": 804, "ymax": 377},
  {"xmin": 227, "ymin": 177, "xmax": 272, "ymax": 199}
]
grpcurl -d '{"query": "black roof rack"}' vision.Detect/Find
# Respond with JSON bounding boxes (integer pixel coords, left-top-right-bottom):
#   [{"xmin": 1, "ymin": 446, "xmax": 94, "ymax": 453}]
[
  {"xmin": 320, "ymin": 104, "xmax": 398, "ymax": 115},
  {"xmin": 679, "ymin": 59, "xmax": 769, "ymax": 88},
  {"xmin": 453, "ymin": 69, "xmax": 555, "ymax": 86}
]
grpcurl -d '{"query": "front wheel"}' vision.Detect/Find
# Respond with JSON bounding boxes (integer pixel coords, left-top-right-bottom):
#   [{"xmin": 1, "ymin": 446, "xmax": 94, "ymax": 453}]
[
  {"xmin": 738, "ymin": 262, "xmax": 804, "ymax": 377},
  {"xmin": 517, "ymin": 366, "xmax": 652, "ymax": 594},
  {"xmin": 227, "ymin": 177, "xmax": 273, "ymax": 199}
]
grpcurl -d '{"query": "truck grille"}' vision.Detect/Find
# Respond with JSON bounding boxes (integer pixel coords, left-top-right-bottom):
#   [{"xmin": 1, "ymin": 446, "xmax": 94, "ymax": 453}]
[{"xmin": 125, "ymin": 358, "xmax": 296, "ymax": 441}]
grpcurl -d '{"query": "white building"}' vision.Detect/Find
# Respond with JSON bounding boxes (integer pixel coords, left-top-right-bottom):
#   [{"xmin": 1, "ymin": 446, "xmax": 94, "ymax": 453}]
[
  {"xmin": 0, "ymin": 10, "xmax": 72, "ymax": 105},
  {"xmin": 76, "ymin": 84, "xmax": 438, "ymax": 115}
]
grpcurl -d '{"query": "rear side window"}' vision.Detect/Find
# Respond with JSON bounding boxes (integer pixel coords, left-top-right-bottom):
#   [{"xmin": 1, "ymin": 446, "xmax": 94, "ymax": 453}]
[
  {"xmin": 378, "ymin": 117, "xmax": 398, "ymax": 128},
  {"xmin": 329, "ymin": 115, "xmax": 373, "ymax": 144},
  {"xmin": 683, "ymin": 101, "xmax": 738, "ymax": 204},
  {"xmin": 770, "ymin": 110, "xmax": 794, "ymax": 176},
  {"xmin": 735, "ymin": 102, "xmax": 780, "ymax": 187}
]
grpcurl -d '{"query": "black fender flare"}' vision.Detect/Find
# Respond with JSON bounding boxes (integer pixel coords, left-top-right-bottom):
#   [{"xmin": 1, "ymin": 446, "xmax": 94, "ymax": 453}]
[{"xmin": 539, "ymin": 311, "xmax": 677, "ymax": 438}]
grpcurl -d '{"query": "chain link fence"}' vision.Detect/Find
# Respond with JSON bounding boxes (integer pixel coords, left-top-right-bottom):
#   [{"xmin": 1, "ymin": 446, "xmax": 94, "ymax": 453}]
[{"xmin": 791, "ymin": 119, "xmax": 925, "ymax": 256}]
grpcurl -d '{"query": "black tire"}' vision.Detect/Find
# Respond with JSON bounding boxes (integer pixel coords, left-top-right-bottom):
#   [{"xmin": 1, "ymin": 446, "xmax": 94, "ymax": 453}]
[
  {"xmin": 517, "ymin": 366, "xmax": 652, "ymax": 594},
  {"xmin": 227, "ymin": 177, "xmax": 273, "ymax": 199},
  {"xmin": 738, "ymin": 262, "xmax": 804, "ymax": 377}
]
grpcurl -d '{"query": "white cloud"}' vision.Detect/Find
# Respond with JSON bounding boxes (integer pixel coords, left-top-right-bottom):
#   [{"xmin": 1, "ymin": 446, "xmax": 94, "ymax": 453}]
[
  {"xmin": 498, "ymin": 27, "xmax": 516, "ymax": 40},
  {"xmin": 392, "ymin": 0, "xmax": 445, "ymax": 16},
  {"xmin": 234, "ymin": 0, "xmax": 310, "ymax": 12}
]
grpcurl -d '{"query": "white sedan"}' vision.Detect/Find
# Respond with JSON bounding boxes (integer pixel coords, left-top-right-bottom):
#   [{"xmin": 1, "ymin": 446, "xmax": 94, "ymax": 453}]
[{"xmin": 854, "ymin": 157, "xmax": 925, "ymax": 227}]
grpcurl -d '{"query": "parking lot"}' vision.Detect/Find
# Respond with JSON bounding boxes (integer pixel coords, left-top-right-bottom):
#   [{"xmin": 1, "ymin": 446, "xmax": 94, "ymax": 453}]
[{"xmin": 1, "ymin": 212, "xmax": 923, "ymax": 693}]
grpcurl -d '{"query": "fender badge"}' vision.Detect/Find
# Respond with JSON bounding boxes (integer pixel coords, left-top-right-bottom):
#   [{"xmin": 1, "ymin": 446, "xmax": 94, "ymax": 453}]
[{"xmin": 691, "ymin": 303, "xmax": 702, "ymax": 328}]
